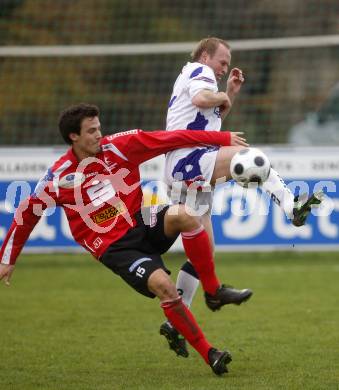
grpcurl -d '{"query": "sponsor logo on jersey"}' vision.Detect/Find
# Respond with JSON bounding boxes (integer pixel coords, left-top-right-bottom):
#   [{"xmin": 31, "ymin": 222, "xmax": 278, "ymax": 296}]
[
  {"xmin": 91, "ymin": 202, "xmax": 125, "ymax": 224},
  {"xmin": 58, "ymin": 172, "xmax": 85, "ymax": 189}
]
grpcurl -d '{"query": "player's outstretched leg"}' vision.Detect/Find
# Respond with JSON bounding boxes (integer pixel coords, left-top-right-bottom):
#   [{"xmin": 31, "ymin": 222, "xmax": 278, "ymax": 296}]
[
  {"xmin": 261, "ymin": 167, "xmax": 324, "ymax": 226},
  {"xmin": 212, "ymin": 148, "xmax": 324, "ymax": 228}
]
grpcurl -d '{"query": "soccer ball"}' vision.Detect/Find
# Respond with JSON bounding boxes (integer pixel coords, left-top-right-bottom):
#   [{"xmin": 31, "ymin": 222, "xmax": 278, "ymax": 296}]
[{"xmin": 230, "ymin": 147, "xmax": 271, "ymax": 187}]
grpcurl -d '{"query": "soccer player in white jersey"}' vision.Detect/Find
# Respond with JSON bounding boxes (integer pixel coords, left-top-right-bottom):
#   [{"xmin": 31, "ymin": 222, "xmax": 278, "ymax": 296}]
[{"xmin": 160, "ymin": 37, "xmax": 323, "ymax": 358}]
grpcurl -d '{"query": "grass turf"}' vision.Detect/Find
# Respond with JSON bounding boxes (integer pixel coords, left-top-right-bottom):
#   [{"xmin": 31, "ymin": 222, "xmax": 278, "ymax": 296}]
[{"xmin": 0, "ymin": 252, "xmax": 338, "ymax": 390}]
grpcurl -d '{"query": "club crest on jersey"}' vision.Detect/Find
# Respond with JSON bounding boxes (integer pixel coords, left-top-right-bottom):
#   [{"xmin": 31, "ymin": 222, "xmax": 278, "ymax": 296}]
[
  {"xmin": 58, "ymin": 172, "xmax": 85, "ymax": 189},
  {"xmin": 91, "ymin": 202, "xmax": 126, "ymax": 224}
]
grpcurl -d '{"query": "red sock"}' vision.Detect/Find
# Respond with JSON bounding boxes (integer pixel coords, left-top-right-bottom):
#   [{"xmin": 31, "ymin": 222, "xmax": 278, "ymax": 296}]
[
  {"xmin": 161, "ymin": 297, "xmax": 212, "ymax": 363},
  {"xmin": 181, "ymin": 226, "xmax": 220, "ymax": 295}
]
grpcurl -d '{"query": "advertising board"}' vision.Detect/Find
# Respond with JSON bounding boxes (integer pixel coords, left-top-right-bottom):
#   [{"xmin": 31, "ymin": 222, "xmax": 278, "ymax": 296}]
[{"xmin": 0, "ymin": 146, "xmax": 338, "ymax": 252}]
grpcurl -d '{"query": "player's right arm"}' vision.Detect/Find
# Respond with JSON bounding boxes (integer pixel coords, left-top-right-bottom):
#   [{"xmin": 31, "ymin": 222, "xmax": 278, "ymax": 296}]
[
  {"xmin": 187, "ymin": 64, "xmax": 231, "ymax": 111},
  {"xmin": 0, "ymin": 172, "xmax": 57, "ymax": 285},
  {"xmin": 190, "ymin": 66, "xmax": 244, "ymax": 120},
  {"xmin": 192, "ymin": 90, "xmax": 231, "ymax": 110}
]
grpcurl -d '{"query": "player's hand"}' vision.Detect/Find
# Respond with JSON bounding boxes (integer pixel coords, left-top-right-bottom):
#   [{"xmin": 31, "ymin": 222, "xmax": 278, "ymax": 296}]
[
  {"xmin": 0, "ymin": 264, "xmax": 15, "ymax": 286},
  {"xmin": 227, "ymin": 68, "xmax": 245, "ymax": 95},
  {"xmin": 230, "ymin": 132, "xmax": 249, "ymax": 147}
]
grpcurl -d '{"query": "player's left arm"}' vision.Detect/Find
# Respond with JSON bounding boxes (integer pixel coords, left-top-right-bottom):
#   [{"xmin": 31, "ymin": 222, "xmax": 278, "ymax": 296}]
[
  {"xmin": 105, "ymin": 129, "xmax": 247, "ymax": 166},
  {"xmin": 220, "ymin": 68, "xmax": 245, "ymax": 120}
]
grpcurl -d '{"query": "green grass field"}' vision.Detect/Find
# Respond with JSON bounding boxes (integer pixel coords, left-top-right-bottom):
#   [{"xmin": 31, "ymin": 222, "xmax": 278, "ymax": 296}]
[{"xmin": 0, "ymin": 252, "xmax": 338, "ymax": 390}]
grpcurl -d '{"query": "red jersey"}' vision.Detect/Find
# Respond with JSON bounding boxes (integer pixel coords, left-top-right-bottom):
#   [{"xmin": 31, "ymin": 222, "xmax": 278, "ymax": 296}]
[{"xmin": 0, "ymin": 129, "xmax": 231, "ymax": 265}]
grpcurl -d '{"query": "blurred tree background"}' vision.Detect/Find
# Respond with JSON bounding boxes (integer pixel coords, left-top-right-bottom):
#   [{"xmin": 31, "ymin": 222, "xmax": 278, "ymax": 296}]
[{"xmin": 0, "ymin": 0, "xmax": 338, "ymax": 145}]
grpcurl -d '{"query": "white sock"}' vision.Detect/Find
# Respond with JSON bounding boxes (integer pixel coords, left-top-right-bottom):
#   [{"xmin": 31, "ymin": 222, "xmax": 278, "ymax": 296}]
[
  {"xmin": 262, "ymin": 167, "xmax": 295, "ymax": 219},
  {"xmin": 176, "ymin": 269, "xmax": 200, "ymax": 308}
]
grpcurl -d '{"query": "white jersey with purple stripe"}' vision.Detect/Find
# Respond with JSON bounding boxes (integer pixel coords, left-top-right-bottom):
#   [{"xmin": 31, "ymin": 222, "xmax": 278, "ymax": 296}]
[
  {"xmin": 165, "ymin": 62, "xmax": 221, "ymax": 188},
  {"xmin": 166, "ymin": 62, "xmax": 221, "ymax": 132}
]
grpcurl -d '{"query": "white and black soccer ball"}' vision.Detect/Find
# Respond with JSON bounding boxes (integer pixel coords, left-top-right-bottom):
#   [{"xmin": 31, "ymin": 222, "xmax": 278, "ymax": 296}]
[{"xmin": 230, "ymin": 147, "xmax": 271, "ymax": 187}]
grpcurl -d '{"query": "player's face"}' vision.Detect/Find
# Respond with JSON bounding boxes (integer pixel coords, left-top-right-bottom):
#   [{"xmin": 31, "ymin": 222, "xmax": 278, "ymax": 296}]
[
  {"xmin": 205, "ymin": 44, "xmax": 231, "ymax": 81},
  {"xmin": 71, "ymin": 116, "xmax": 102, "ymax": 160}
]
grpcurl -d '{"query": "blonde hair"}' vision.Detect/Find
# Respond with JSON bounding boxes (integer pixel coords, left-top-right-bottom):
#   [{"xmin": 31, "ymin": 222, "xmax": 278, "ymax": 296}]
[{"xmin": 191, "ymin": 37, "xmax": 230, "ymax": 62}]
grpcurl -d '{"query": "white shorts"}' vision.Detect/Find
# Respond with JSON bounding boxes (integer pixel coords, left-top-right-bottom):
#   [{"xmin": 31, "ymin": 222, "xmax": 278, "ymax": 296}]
[{"xmin": 165, "ymin": 146, "xmax": 219, "ymax": 213}]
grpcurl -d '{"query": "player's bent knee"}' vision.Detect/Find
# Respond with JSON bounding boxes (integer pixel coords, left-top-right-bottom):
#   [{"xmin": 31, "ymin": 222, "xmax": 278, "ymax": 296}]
[
  {"xmin": 212, "ymin": 146, "xmax": 247, "ymax": 184},
  {"xmin": 176, "ymin": 204, "xmax": 199, "ymax": 225},
  {"xmin": 147, "ymin": 268, "xmax": 178, "ymax": 302},
  {"xmin": 165, "ymin": 205, "xmax": 200, "ymax": 236}
]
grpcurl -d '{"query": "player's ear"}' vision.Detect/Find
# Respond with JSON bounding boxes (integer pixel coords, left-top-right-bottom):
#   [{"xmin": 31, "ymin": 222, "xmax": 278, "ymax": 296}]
[
  {"xmin": 69, "ymin": 133, "xmax": 79, "ymax": 143},
  {"xmin": 200, "ymin": 51, "xmax": 209, "ymax": 64}
]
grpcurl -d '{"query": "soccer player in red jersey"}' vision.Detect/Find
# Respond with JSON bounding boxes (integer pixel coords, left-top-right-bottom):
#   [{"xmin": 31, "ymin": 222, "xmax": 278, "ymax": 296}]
[{"xmin": 1, "ymin": 103, "xmax": 250, "ymax": 375}]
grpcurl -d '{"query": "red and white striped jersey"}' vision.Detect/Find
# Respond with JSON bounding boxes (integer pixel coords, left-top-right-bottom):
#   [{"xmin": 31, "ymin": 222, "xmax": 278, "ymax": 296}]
[{"xmin": 0, "ymin": 129, "xmax": 231, "ymax": 265}]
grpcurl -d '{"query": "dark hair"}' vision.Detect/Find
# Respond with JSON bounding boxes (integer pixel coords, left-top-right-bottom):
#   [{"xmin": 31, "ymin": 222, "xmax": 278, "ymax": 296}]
[
  {"xmin": 191, "ymin": 37, "xmax": 230, "ymax": 62},
  {"xmin": 58, "ymin": 103, "xmax": 100, "ymax": 145}
]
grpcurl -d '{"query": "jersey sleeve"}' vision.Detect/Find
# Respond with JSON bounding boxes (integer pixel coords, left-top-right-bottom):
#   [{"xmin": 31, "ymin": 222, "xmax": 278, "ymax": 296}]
[
  {"xmin": 104, "ymin": 129, "xmax": 231, "ymax": 166},
  {"xmin": 187, "ymin": 65, "xmax": 218, "ymax": 99},
  {"xmin": 0, "ymin": 171, "xmax": 58, "ymax": 265}
]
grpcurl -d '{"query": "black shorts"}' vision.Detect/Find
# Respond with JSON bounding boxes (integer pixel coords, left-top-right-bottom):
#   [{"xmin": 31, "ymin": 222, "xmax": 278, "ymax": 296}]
[{"xmin": 100, "ymin": 205, "xmax": 178, "ymax": 298}]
